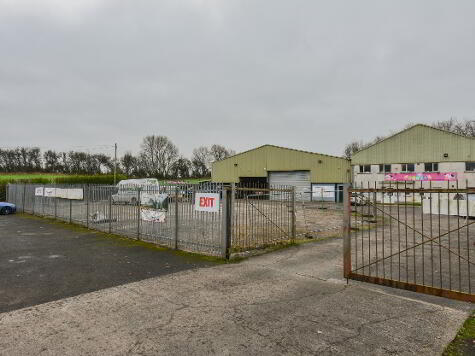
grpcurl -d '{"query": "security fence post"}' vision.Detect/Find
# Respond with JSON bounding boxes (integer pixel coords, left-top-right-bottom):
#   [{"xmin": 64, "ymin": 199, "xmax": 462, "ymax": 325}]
[
  {"xmin": 137, "ymin": 188, "xmax": 141, "ymax": 240},
  {"xmin": 373, "ymin": 182, "xmax": 377, "ymax": 217},
  {"xmin": 343, "ymin": 184, "xmax": 352, "ymax": 279},
  {"xmin": 86, "ymin": 185, "xmax": 89, "ymax": 228},
  {"xmin": 291, "ymin": 186, "xmax": 296, "ymax": 242},
  {"xmin": 69, "ymin": 199, "xmax": 72, "ymax": 224},
  {"xmin": 22, "ymin": 184, "xmax": 26, "ymax": 213},
  {"xmin": 175, "ymin": 185, "xmax": 179, "ymax": 250},
  {"xmin": 108, "ymin": 187, "xmax": 112, "ymax": 233},
  {"xmin": 222, "ymin": 187, "xmax": 232, "ymax": 259},
  {"xmin": 42, "ymin": 187, "xmax": 45, "ymax": 216},
  {"xmin": 54, "ymin": 184, "xmax": 57, "ymax": 219},
  {"xmin": 32, "ymin": 185, "xmax": 36, "ymax": 215}
]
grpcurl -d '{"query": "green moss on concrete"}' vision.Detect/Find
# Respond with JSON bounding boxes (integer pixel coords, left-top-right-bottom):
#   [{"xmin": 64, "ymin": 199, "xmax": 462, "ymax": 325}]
[
  {"xmin": 17, "ymin": 213, "xmax": 228, "ymax": 264},
  {"xmin": 443, "ymin": 312, "xmax": 475, "ymax": 356}
]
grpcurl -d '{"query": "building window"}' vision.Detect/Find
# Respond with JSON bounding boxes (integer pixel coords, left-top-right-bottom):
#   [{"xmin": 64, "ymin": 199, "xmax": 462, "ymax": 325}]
[
  {"xmin": 359, "ymin": 165, "xmax": 371, "ymax": 173},
  {"xmin": 379, "ymin": 164, "xmax": 391, "ymax": 173},
  {"xmin": 466, "ymin": 162, "xmax": 475, "ymax": 171},
  {"xmin": 424, "ymin": 163, "xmax": 439, "ymax": 172},
  {"xmin": 401, "ymin": 163, "xmax": 415, "ymax": 172}
]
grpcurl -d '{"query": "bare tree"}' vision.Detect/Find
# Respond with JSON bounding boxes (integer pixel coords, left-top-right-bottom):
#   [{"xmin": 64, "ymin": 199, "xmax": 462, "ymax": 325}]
[
  {"xmin": 140, "ymin": 135, "xmax": 179, "ymax": 178},
  {"xmin": 171, "ymin": 157, "xmax": 192, "ymax": 178},
  {"xmin": 433, "ymin": 118, "xmax": 475, "ymax": 137},
  {"xmin": 191, "ymin": 146, "xmax": 212, "ymax": 177},
  {"xmin": 43, "ymin": 150, "xmax": 60, "ymax": 172},
  {"xmin": 209, "ymin": 144, "xmax": 235, "ymax": 161},
  {"xmin": 121, "ymin": 152, "xmax": 136, "ymax": 176},
  {"xmin": 343, "ymin": 141, "xmax": 364, "ymax": 159}
]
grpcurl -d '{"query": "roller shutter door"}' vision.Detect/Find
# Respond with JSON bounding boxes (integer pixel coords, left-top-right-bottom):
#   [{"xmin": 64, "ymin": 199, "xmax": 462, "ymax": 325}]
[{"xmin": 268, "ymin": 171, "xmax": 311, "ymax": 201}]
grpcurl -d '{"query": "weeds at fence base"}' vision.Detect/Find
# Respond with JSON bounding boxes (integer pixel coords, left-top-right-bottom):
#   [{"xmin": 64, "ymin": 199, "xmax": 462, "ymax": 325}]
[
  {"xmin": 17, "ymin": 213, "xmax": 229, "ymax": 264},
  {"xmin": 443, "ymin": 312, "xmax": 475, "ymax": 356},
  {"xmin": 231, "ymin": 233, "xmax": 343, "ymax": 259},
  {"xmin": 231, "ymin": 241, "xmax": 298, "ymax": 259}
]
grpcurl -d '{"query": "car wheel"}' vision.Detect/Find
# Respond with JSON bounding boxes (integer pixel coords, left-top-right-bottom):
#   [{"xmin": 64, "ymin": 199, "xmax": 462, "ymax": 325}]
[{"xmin": 2, "ymin": 207, "xmax": 11, "ymax": 215}]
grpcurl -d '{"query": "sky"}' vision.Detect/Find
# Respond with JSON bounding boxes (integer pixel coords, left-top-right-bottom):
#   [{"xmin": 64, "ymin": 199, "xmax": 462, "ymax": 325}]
[{"xmin": 1, "ymin": 0, "xmax": 475, "ymax": 159}]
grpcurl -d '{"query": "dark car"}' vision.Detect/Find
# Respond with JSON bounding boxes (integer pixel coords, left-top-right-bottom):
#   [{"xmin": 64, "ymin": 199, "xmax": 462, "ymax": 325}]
[{"xmin": 0, "ymin": 202, "xmax": 16, "ymax": 215}]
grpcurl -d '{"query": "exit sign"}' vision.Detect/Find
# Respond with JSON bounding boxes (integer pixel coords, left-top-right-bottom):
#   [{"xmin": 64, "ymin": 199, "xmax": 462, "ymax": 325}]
[{"xmin": 194, "ymin": 193, "xmax": 220, "ymax": 212}]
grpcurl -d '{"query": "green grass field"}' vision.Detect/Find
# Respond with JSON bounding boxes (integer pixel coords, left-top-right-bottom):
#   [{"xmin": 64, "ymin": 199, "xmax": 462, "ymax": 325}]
[
  {"xmin": 160, "ymin": 178, "xmax": 210, "ymax": 184},
  {"xmin": 0, "ymin": 173, "xmax": 66, "ymax": 182},
  {"xmin": 0, "ymin": 174, "xmax": 210, "ymax": 184}
]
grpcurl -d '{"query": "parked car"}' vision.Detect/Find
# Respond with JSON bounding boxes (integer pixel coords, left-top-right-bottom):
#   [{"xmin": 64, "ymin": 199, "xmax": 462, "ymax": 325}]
[
  {"xmin": 350, "ymin": 192, "xmax": 368, "ymax": 206},
  {"xmin": 0, "ymin": 202, "xmax": 16, "ymax": 215},
  {"xmin": 112, "ymin": 179, "xmax": 166, "ymax": 208}
]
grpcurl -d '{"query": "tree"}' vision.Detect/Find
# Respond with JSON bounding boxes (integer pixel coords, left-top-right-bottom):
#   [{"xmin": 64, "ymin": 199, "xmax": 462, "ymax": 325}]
[
  {"xmin": 171, "ymin": 157, "xmax": 192, "ymax": 178},
  {"xmin": 191, "ymin": 146, "xmax": 212, "ymax": 177},
  {"xmin": 343, "ymin": 141, "xmax": 364, "ymax": 159},
  {"xmin": 209, "ymin": 144, "xmax": 235, "ymax": 161},
  {"xmin": 121, "ymin": 152, "xmax": 136, "ymax": 176},
  {"xmin": 140, "ymin": 135, "xmax": 179, "ymax": 178},
  {"xmin": 43, "ymin": 150, "xmax": 60, "ymax": 173},
  {"xmin": 433, "ymin": 118, "xmax": 475, "ymax": 137}
]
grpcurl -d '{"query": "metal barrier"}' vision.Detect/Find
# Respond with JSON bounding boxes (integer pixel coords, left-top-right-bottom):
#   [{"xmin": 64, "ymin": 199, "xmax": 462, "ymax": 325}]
[
  {"xmin": 343, "ymin": 183, "xmax": 475, "ymax": 303},
  {"xmin": 231, "ymin": 185, "xmax": 295, "ymax": 251},
  {"xmin": 7, "ymin": 183, "xmax": 297, "ymax": 258}
]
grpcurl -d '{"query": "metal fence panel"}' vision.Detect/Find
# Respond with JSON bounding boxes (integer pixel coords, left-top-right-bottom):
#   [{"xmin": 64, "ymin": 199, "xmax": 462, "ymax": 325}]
[
  {"xmin": 344, "ymin": 182, "xmax": 475, "ymax": 303},
  {"xmin": 7, "ymin": 183, "xmax": 297, "ymax": 259}
]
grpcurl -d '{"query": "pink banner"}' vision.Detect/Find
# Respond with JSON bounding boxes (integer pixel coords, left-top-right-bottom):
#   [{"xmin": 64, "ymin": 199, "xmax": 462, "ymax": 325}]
[{"xmin": 384, "ymin": 172, "xmax": 457, "ymax": 181}]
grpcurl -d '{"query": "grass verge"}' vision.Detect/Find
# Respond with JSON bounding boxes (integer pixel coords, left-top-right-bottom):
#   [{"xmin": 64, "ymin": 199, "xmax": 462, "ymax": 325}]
[
  {"xmin": 443, "ymin": 312, "xmax": 475, "ymax": 356},
  {"xmin": 17, "ymin": 213, "xmax": 233, "ymax": 265}
]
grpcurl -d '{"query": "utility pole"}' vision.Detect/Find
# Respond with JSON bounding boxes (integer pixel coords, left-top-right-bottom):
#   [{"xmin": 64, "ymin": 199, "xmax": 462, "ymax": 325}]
[{"xmin": 114, "ymin": 143, "xmax": 117, "ymax": 185}]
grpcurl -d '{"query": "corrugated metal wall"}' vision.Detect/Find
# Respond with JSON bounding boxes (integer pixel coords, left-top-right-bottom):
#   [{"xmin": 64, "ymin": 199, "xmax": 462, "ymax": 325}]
[
  {"xmin": 352, "ymin": 125, "xmax": 475, "ymax": 164},
  {"xmin": 212, "ymin": 145, "xmax": 351, "ymax": 183}
]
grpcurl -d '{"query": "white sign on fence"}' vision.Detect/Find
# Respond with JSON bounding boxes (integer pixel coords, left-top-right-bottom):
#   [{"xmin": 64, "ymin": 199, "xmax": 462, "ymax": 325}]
[
  {"xmin": 35, "ymin": 187, "xmax": 44, "ymax": 196},
  {"xmin": 141, "ymin": 208, "xmax": 166, "ymax": 223},
  {"xmin": 194, "ymin": 193, "xmax": 220, "ymax": 212},
  {"xmin": 44, "ymin": 188, "xmax": 56, "ymax": 197},
  {"xmin": 45, "ymin": 188, "xmax": 84, "ymax": 200}
]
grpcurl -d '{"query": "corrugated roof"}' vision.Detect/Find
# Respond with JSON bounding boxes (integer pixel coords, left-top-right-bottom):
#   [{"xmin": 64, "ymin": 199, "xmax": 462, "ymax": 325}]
[
  {"xmin": 216, "ymin": 144, "xmax": 349, "ymax": 163},
  {"xmin": 354, "ymin": 124, "xmax": 473, "ymax": 155}
]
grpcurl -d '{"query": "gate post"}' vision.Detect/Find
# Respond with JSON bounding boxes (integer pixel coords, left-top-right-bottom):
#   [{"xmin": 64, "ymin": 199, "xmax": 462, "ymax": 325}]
[
  {"xmin": 69, "ymin": 199, "xmax": 72, "ymax": 224},
  {"xmin": 137, "ymin": 188, "xmax": 141, "ymax": 240},
  {"xmin": 174, "ymin": 185, "xmax": 179, "ymax": 250},
  {"xmin": 343, "ymin": 184, "xmax": 352, "ymax": 278},
  {"xmin": 222, "ymin": 187, "xmax": 232, "ymax": 259},
  {"xmin": 108, "ymin": 187, "xmax": 112, "ymax": 233},
  {"xmin": 291, "ymin": 186, "xmax": 296, "ymax": 242}
]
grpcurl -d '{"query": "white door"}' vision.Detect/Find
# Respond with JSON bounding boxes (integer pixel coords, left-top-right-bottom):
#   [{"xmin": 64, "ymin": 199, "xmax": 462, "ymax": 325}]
[
  {"xmin": 311, "ymin": 184, "xmax": 335, "ymax": 202},
  {"xmin": 268, "ymin": 171, "xmax": 311, "ymax": 201}
]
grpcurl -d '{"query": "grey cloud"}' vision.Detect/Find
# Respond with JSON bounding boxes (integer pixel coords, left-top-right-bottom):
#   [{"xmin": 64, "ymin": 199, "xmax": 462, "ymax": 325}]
[{"xmin": 1, "ymin": 0, "xmax": 474, "ymax": 157}]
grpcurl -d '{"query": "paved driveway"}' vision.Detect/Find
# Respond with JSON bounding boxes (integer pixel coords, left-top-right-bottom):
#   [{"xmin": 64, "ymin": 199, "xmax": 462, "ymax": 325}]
[
  {"xmin": 0, "ymin": 215, "xmax": 474, "ymax": 355},
  {"xmin": 0, "ymin": 214, "xmax": 215, "ymax": 313}
]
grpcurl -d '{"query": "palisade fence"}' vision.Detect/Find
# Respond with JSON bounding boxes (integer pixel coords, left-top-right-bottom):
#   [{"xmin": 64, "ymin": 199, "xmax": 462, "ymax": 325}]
[
  {"xmin": 343, "ymin": 183, "xmax": 475, "ymax": 302},
  {"xmin": 6, "ymin": 183, "xmax": 296, "ymax": 258},
  {"xmin": 0, "ymin": 184, "xmax": 6, "ymax": 202}
]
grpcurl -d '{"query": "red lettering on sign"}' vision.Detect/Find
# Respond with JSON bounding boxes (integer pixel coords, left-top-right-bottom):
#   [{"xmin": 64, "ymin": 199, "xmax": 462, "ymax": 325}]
[{"xmin": 198, "ymin": 196, "xmax": 217, "ymax": 209}]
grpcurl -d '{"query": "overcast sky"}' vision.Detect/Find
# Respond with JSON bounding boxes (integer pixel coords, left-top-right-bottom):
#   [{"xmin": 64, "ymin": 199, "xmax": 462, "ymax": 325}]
[{"xmin": 1, "ymin": 0, "xmax": 474, "ymax": 158}]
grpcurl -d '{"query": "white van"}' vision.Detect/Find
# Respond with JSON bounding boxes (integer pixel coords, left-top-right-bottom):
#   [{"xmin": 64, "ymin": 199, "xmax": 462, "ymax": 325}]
[{"xmin": 112, "ymin": 179, "xmax": 167, "ymax": 208}]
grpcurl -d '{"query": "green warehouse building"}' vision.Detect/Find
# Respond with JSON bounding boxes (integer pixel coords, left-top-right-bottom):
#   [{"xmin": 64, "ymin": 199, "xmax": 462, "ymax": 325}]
[{"xmin": 211, "ymin": 145, "xmax": 351, "ymax": 202}]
